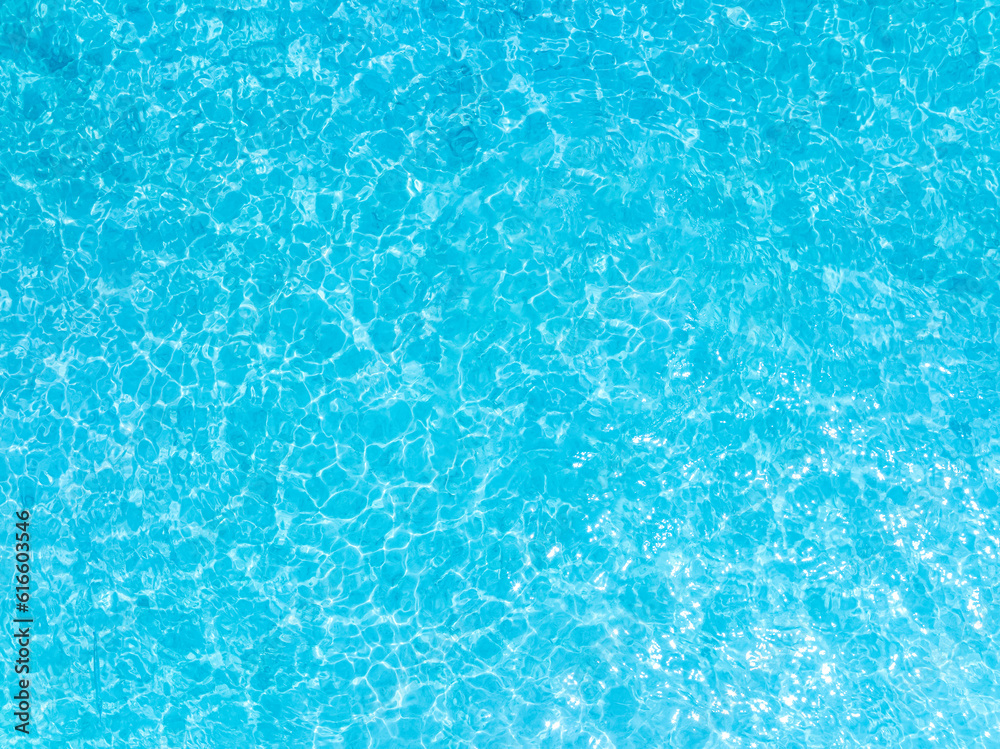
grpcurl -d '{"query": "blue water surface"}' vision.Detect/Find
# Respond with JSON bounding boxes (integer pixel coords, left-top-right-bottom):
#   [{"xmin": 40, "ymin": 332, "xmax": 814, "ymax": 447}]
[{"xmin": 2, "ymin": 0, "xmax": 1000, "ymax": 746}]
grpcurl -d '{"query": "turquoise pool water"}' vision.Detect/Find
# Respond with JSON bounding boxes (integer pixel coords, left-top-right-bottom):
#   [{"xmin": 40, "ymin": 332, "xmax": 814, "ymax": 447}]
[{"xmin": 2, "ymin": 0, "xmax": 999, "ymax": 746}]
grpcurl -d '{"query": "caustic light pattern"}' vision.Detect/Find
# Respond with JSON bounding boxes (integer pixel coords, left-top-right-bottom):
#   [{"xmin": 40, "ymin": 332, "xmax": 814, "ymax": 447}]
[{"xmin": 1, "ymin": 0, "xmax": 1000, "ymax": 747}]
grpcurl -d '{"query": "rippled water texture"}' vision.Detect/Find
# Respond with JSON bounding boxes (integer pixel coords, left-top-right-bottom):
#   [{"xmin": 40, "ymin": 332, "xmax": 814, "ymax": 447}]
[{"xmin": 2, "ymin": 0, "xmax": 1000, "ymax": 746}]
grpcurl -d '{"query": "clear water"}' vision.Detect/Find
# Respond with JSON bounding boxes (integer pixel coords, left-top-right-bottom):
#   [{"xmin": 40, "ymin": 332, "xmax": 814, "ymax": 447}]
[{"xmin": 2, "ymin": 0, "xmax": 999, "ymax": 746}]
